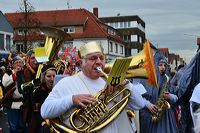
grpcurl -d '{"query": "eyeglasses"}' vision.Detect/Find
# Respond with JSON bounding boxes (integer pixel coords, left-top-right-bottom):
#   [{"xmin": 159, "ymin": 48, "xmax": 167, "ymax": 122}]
[{"xmin": 84, "ymin": 55, "xmax": 105, "ymax": 61}]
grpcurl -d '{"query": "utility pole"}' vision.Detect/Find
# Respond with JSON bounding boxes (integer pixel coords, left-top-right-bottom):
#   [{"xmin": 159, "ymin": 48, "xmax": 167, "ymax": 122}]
[{"xmin": 23, "ymin": 0, "xmax": 28, "ymax": 52}]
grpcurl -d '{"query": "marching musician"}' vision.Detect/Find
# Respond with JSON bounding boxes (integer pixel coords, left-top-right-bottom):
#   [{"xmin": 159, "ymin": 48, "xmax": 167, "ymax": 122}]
[
  {"xmin": 139, "ymin": 51, "xmax": 178, "ymax": 133},
  {"xmin": 16, "ymin": 50, "xmax": 39, "ymax": 130},
  {"xmin": 2, "ymin": 55, "xmax": 27, "ymax": 133},
  {"xmin": 41, "ymin": 41, "xmax": 147, "ymax": 133},
  {"xmin": 29, "ymin": 64, "xmax": 57, "ymax": 133}
]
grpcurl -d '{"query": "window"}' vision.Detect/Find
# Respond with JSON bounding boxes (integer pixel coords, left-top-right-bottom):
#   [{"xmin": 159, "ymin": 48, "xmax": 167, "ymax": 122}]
[
  {"xmin": 16, "ymin": 44, "xmax": 23, "ymax": 53},
  {"xmin": 120, "ymin": 45, "xmax": 123, "ymax": 54},
  {"xmin": 115, "ymin": 22, "xmax": 118, "ymax": 28},
  {"xmin": 18, "ymin": 30, "xmax": 24, "ymax": 35},
  {"xmin": 0, "ymin": 34, "xmax": 4, "ymax": 50},
  {"xmin": 139, "ymin": 36, "xmax": 142, "ymax": 43},
  {"xmin": 110, "ymin": 23, "xmax": 114, "ymax": 27},
  {"xmin": 123, "ymin": 35, "xmax": 131, "ymax": 42},
  {"xmin": 115, "ymin": 43, "xmax": 118, "ymax": 53},
  {"xmin": 120, "ymin": 22, "xmax": 123, "ymax": 28},
  {"xmin": 6, "ymin": 35, "xmax": 11, "ymax": 50},
  {"xmin": 109, "ymin": 42, "xmax": 113, "ymax": 52},
  {"xmin": 128, "ymin": 22, "xmax": 131, "ymax": 27},
  {"xmin": 130, "ymin": 21, "xmax": 137, "ymax": 28},
  {"xmin": 63, "ymin": 26, "xmax": 75, "ymax": 33},
  {"xmin": 124, "ymin": 22, "xmax": 127, "ymax": 28},
  {"xmin": 131, "ymin": 35, "xmax": 138, "ymax": 42},
  {"xmin": 108, "ymin": 29, "xmax": 116, "ymax": 35}
]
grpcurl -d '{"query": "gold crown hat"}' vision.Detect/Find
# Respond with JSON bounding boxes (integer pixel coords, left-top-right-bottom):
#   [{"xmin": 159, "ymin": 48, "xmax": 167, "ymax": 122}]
[{"xmin": 78, "ymin": 41, "xmax": 104, "ymax": 58}]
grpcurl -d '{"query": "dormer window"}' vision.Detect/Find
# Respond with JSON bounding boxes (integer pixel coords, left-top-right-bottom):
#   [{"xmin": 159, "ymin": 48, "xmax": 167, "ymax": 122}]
[
  {"xmin": 63, "ymin": 26, "xmax": 75, "ymax": 33},
  {"xmin": 18, "ymin": 29, "xmax": 25, "ymax": 35}
]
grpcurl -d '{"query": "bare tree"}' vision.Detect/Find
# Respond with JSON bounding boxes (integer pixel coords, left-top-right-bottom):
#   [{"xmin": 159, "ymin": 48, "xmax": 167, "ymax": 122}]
[{"xmin": 16, "ymin": 0, "xmax": 41, "ymax": 53}]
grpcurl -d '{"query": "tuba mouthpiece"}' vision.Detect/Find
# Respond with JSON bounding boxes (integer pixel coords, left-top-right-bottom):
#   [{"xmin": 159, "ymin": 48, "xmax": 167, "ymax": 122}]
[
  {"xmin": 96, "ymin": 67, "xmax": 102, "ymax": 73},
  {"xmin": 96, "ymin": 67, "xmax": 108, "ymax": 79}
]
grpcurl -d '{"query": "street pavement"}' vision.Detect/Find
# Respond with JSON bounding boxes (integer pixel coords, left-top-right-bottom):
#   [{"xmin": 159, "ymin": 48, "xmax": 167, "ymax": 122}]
[{"xmin": 0, "ymin": 108, "xmax": 10, "ymax": 133}]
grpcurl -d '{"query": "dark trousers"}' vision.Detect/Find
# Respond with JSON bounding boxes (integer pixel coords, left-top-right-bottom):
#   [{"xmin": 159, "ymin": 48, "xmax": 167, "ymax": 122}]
[{"xmin": 7, "ymin": 108, "xmax": 28, "ymax": 133}]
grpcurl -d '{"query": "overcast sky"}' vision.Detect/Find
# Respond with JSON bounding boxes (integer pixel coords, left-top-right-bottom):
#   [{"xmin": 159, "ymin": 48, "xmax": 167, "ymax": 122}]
[{"xmin": 1, "ymin": 0, "xmax": 200, "ymax": 63}]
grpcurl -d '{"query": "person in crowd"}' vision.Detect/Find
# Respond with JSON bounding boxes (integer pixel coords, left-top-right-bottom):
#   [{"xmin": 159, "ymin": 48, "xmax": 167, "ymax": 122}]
[
  {"xmin": 2, "ymin": 56, "xmax": 27, "ymax": 133},
  {"xmin": 0, "ymin": 59, "xmax": 9, "ymax": 111},
  {"xmin": 178, "ymin": 50, "xmax": 200, "ymax": 133},
  {"xmin": 139, "ymin": 51, "xmax": 179, "ymax": 133},
  {"xmin": 29, "ymin": 64, "xmax": 57, "ymax": 133},
  {"xmin": 130, "ymin": 80, "xmax": 148, "ymax": 133},
  {"xmin": 18, "ymin": 50, "xmax": 39, "ymax": 83},
  {"xmin": 190, "ymin": 83, "xmax": 200, "ymax": 133},
  {"xmin": 41, "ymin": 41, "xmax": 147, "ymax": 133},
  {"xmin": 170, "ymin": 64, "xmax": 185, "ymax": 89},
  {"xmin": 0, "ymin": 61, "xmax": 6, "ymax": 102},
  {"xmin": 170, "ymin": 64, "xmax": 186, "ymax": 132},
  {"xmin": 16, "ymin": 50, "xmax": 39, "ymax": 129},
  {"xmin": 0, "ymin": 61, "xmax": 8, "ymax": 91},
  {"xmin": 0, "ymin": 82, "xmax": 3, "ymax": 110}
]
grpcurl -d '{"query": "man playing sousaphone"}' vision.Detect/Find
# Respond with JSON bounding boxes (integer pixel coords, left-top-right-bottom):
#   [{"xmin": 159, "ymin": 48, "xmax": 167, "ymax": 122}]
[{"xmin": 41, "ymin": 41, "xmax": 148, "ymax": 133}]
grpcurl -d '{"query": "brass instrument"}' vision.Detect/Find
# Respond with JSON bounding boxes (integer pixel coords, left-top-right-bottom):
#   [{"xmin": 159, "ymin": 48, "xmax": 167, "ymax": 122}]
[
  {"xmin": 21, "ymin": 80, "xmax": 34, "ymax": 90},
  {"xmin": 51, "ymin": 57, "xmax": 132, "ymax": 133},
  {"xmin": 126, "ymin": 110, "xmax": 135, "ymax": 118},
  {"xmin": 22, "ymin": 27, "xmax": 71, "ymax": 90},
  {"xmin": 49, "ymin": 40, "xmax": 158, "ymax": 132},
  {"xmin": 0, "ymin": 86, "xmax": 16, "ymax": 106},
  {"xmin": 151, "ymin": 74, "xmax": 170, "ymax": 122},
  {"xmin": 40, "ymin": 26, "xmax": 72, "ymax": 62},
  {"xmin": 105, "ymin": 40, "xmax": 158, "ymax": 88},
  {"xmin": 53, "ymin": 60, "xmax": 67, "ymax": 74},
  {"xmin": 34, "ymin": 26, "xmax": 72, "ymax": 76}
]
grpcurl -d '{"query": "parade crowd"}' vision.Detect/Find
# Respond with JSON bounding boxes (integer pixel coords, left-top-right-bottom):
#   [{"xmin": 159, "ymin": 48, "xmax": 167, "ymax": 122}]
[{"xmin": 0, "ymin": 41, "xmax": 199, "ymax": 133}]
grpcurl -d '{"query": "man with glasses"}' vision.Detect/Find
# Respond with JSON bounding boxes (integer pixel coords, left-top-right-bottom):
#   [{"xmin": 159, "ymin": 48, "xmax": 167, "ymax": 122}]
[{"xmin": 41, "ymin": 41, "xmax": 146, "ymax": 133}]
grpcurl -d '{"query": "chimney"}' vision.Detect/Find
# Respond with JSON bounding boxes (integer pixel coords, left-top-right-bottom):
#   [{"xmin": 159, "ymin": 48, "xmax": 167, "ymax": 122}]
[{"xmin": 93, "ymin": 7, "xmax": 98, "ymax": 18}]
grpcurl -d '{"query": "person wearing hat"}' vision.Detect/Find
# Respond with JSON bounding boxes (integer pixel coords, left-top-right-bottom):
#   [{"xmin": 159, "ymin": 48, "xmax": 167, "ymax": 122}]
[
  {"xmin": 2, "ymin": 55, "xmax": 27, "ymax": 133},
  {"xmin": 29, "ymin": 64, "xmax": 57, "ymax": 133},
  {"xmin": 23, "ymin": 49, "xmax": 39, "ymax": 81},
  {"xmin": 139, "ymin": 51, "xmax": 178, "ymax": 133},
  {"xmin": 16, "ymin": 49, "xmax": 39, "ymax": 128},
  {"xmin": 41, "ymin": 41, "xmax": 146, "ymax": 133}
]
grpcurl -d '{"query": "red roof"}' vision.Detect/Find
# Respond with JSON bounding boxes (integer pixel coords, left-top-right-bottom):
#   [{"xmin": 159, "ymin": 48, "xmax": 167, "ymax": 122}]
[
  {"xmin": 5, "ymin": 9, "xmax": 88, "ymax": 27},
  {"xmin": 14, "ymin": 34, "xmax": 44, "ymax": 41},
  {"xmin": 5, "ymin": 8, "xmax": 124, "ymax": 44},
  {"xmin": 158, "ymin": 48, "xmax": 169, "ymax": 57}
]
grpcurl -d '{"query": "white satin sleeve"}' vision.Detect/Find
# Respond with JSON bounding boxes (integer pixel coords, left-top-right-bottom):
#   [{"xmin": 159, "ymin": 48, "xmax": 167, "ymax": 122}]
[
  {"xmin": 126, "ymin": 82, "xmax": 147, "ymax": 110},
  {"xmin": 41, "ymin": 79, "xmax": 73, "ymax": 119}
]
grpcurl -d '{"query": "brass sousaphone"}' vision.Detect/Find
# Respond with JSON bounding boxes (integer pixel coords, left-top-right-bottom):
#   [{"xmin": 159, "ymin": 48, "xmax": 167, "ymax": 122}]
[
  {"xmin": 21, "ymin": 27, "xmax": 72, "ymax": 90},
  {"xmin": 34, "ymin": 26, "xmax": 72, "ymax": 76},
  {"xmin": 50, "ymin": 40, "xmax": 158, "ymax": 133}
]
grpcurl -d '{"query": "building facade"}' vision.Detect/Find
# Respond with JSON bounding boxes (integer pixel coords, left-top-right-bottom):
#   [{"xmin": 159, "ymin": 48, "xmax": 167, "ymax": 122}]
[
  {"xmin": 100, "ymin": 15, "xmax": 145, "ymax": 56},
  {"xmin": 5, "ymin": 8, "xmax": 127, "ymax": 61},
  {"xmin": 0, "ymin": 11, "xmax": 14, "ymax": 57}
]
